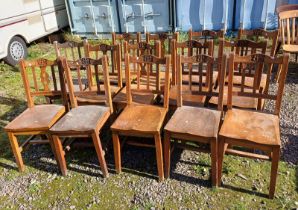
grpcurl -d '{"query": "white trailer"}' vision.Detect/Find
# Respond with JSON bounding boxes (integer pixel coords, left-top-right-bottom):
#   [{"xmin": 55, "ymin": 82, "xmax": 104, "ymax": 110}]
[{"xmin": 0, "ymin": 0, "xmax": 69, "ymax": 65}]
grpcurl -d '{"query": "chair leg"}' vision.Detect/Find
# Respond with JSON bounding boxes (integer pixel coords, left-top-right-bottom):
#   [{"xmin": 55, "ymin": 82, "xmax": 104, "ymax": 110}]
[
  {"xmin": 217, "ymin": 138, "xmax": 226, "ymax": 186},
  {"xmin": 47, "ymin": 134, "xmax": 59, "ymax": 164},
  {"xmin": 154, "ymin": 133, "xmax": 164, "ymax": 181},
  {"xmin": 8, "ymin": 132, "xmax": 24, "ymax": 172},
  {"xmin": 164, "ymin": 131, "xmax": 171, "ymax": 179},
  {"xmin": 210, "ymin": 139, "xmax": 218, "ymax": 187},
  {"xmin": 269, "ymin": 147, "xmax": 280, "ymax": 199},
  {"xmin": 91, "ymin": 131, "xmax": 109, "ymax": 178},
  {"xmin": 112, "ymin": 133, "xmax": 121, "ymax": 174},
  {"xmin": 52, "ymin": 135, "xmax": 67, "ymax": 176}
]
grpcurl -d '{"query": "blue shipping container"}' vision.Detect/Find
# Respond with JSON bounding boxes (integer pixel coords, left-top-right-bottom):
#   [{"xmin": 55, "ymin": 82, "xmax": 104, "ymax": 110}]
[
  {"xmin": 117, "ymin": 0, "xmax": 172, "ymax": 33},
  {"xmin": 175, "ymin": 0, "xmax": 234, "ymax": 31},
  {"xmin": 65, "ymin": 0, "xmax": 120, "ymax": 36}
]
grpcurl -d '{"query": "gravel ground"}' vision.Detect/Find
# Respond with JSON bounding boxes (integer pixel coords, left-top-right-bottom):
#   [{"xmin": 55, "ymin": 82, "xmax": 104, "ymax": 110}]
[{"xmin": 0, "ymin": 56, "xmax": 297, "ymax": 209}]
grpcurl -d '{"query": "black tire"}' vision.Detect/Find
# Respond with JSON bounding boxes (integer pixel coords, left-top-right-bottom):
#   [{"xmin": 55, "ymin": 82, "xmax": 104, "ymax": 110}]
[{"xmin": 4, "ymin": 36, "xmax": 28, "ymax": 66}]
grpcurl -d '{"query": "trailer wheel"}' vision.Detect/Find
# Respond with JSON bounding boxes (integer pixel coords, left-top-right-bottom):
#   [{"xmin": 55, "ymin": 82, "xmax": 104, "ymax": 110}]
[{"xmin": 4, "ymin": 36, "xmax": 28, "ymax": 66}]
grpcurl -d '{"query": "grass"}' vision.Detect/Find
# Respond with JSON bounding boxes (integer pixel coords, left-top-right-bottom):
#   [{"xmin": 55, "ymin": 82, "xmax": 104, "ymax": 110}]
[{"xmin": 0, "ymin": 37, "xmax": 297, "ymax": 209}]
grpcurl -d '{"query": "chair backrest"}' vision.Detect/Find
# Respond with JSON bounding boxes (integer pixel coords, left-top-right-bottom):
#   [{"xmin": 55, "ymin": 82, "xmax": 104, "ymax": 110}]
[
  {"xmin": 176, "ymin": 54, "xmax": 227, "ymax": 111},
  {"xmin": 125, "ymin": 54, "xmax": 171, "ymax": 109},
  {"xmin": 238, "ymin": 29, "xmax": 279, "ymax": 56},
  {"xmin": 54, "ymin": 41, "xmax": 84, "ymax": 61},
  {"xmin": 227, "ymin": 53, "xmax": 289, "ymax": 115},
  {"xmin": 279, "ymin": 9, "xmax": 298, "ymax": 46},
  {"xmin": 124, "ymin": 41, "xmax": 161, "ymax": 57},
  {"xmin": 112, "ymin": 32, "xmax": 141, "ymax": 61},
  {"xmin": 146, "ymin": 32, "xmax": 179, "ymax": 57},
  {"xmin": 172, "ymin": 39, "xmax": 214, "ymax": 85},
  {"xmin": 61, "ymin": 56, "xmax": 113, "ymax": 113},
  {"xmin": 189, "ymin": 29, "xmax": 224, "ymax": 41},
  {"xmin": 84, "ymin": 40, "xmax": 122, "ymax": 88},
  {"xmin": 19, "ymin": 58, "xmax": 66, "ymax": 108},
  {"xmin": 218, "ymin": 39, "xmax": 267, "ymax": 58}
]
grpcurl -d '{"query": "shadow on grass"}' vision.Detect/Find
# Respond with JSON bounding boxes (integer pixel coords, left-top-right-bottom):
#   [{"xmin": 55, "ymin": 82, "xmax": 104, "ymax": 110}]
[{"xmin": 221, "ymin": 184, "xmax": 269, "ymax": 198}]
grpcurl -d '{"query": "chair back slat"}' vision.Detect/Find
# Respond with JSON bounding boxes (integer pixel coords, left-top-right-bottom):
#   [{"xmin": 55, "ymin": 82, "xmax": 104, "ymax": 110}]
[
  {"xmin": 227, "ymin": 53, "xmax": 289, "ymax": 115},
  {"xmin": 279, "ymin": 10, "xmax": 298, "ymax": 47},
  {"xmin": 177, "ymin": 54, "xmax": 227, "ymax": 111},
  {"xmin": 19, "ymin": 58, "xmax": 64, "ymax": 108}
]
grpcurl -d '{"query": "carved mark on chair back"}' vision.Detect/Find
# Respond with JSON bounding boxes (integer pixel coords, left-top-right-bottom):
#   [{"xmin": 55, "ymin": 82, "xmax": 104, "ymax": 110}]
[
  {"xmin": 124, "ymin": 54, "xmax": 171, "ymax": 109},
  {"xmin": 19, "ymin": 58, "xmax": 65, "ymax": 108},
  {"xmin": 279, "ymin": 9, "xmax": 298, "ymax": 47},
  {"xmin": 84, "ymin": 40, "xmax": 122, "ymax": 88},
  {"xmin": 54, "ymin": 41, "xmax": 85, "ymax": 61},
  {"xmin": 172, "ymin": 39, "xmax": 214, "ymax": 85},
  {"xmin": 61, "ymin": 56, "xmax": 113, "ymax": 113},
  {"xmin": 227, "ymin": 53, "xmax": 289, "ymax": 114},
  {"xmin": 146, "ymin": 32, "xmax": 179, "ymax": 58},
  {"xmin": 176, "ymin": 54, "xmax": 227, "ymax": 110},
  {"xmin": 238, "ymin": 29, "xmax": 279, "ymax": 56}
]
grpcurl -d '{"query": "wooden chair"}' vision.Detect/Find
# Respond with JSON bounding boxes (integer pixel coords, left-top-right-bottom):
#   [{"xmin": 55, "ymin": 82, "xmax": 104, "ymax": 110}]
[
  {"xmin": 189, "ymin": 29, "xmax": 224, "ymax": 56},
  {"xmin": 146, "ymin": 32, "xmax": 179, "ymax": 58},
  {"xmin": 111, "ymin": 54, "xmax": 171, "ymax": 181},
  {"xmin": 84, "ymin": 40, "xmax": 123, "ymax": 93},
  {"xmin": 112, "ymin": 32, "xmax": 141, "ymax": 62},
  {"xmin": 4, "ymin": 58, "xmax": 66, "ymax": 172},
  {"xmin": 170, "ymin": 39, "xmax": 214, "ymax": 108},
  {"xmin": 218, "ymin": 53, "xmax": 289, "ymax": 199},
  {"xmin": 112, "ymin": 41, "xmax": 161, "ymax": 111},
  {"xmin": 49, "ymin": 56, "xmax": 113, "ymax": 177},
  {"xmin": 238, "ymin": 29, "xmax": 278, "ymax": 56},
  {"xmin": 54, "ymin": 41, "xmax": 85, "ymax": 61},
  {"xmin": 164, "ymin": 53, "xmax": 227, "ymax": 186},
  {"xmin": 209, "ymin": 39, "xmax": 268, "ymax": 110}
]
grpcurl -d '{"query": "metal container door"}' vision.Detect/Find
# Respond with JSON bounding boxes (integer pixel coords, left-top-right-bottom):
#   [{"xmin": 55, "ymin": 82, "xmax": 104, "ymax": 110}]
[
  {"xmin": 175, "ymin": 0, "xmax": 233, "ymax": 31},
  {"xmin": 92, "ymin": 0, "xmax": 120, "ymax": 33},
  {"xmin": 235, "ymin": 0, "xmax": 278, "ymax": 30},
  {"xmin": 66, "ymin": 0, "xmax": 97, "ymax": 35},
  {"xmin": 118, "ymin": 0, "xmax": 171, "ymax": 33}
]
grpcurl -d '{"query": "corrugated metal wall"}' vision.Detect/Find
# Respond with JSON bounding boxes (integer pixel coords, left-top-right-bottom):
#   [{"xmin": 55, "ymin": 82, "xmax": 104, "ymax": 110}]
[{"xmin": 65, "ymin": 0, "xmax": 298, "ymax": 37}]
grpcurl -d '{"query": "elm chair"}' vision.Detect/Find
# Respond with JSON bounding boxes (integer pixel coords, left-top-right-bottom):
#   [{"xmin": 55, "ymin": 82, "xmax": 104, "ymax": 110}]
[
  {"xmin": 238, "ymin": 28, "xmax": 278, "ymax": 56},
  {"xmin": 210, "ymin": 39, "xmax": 268, "ymax": 110},
  {"xmin": 84, "ymin": 40, "xmax": 123, "ymax": 94},
  {"xmin": 164, "ymin": 54, "xmax": 227, "ymax": 186},
  {"xmin": 218, "ymin": 53, "xmax": 289, "ymax": 199},
  {"xmin": 4, "ymin": 58, "xmax": 66, "ymax": 172},
  {"xmin": 112, "ymin": 41, "xmax": 161, "ymax": 111},
  {"xmin": 111, "ymin": 54, "xmax": 171, "ymax": 181},
  {"xmin": 50, "ymin": 56, "xmax": 113, "ymax": 177},
  {"xmin": 146, "ymin": 32, "xmax": 179, "ymax": 58},
  {"xmin": 169, "ymin": 39, "xmax": 214, "ymax": 109}
]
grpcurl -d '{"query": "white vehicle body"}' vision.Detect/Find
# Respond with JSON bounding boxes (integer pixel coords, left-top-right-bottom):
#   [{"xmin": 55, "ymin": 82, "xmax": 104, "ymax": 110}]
[{"xmin": 0, "ymin": 0, "xmax": 69, "ymax": 64}]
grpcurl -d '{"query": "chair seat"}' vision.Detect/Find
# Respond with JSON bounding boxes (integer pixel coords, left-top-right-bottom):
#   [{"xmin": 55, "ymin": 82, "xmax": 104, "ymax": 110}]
[
  {"xmin": 50, "ymin": 105, "xmax": 110, "ymax": 133},
  {"xmin": 111, "ymin": 104, "xmax": 167, "ymax": 133},
  {"xmin": 209, "ymin": 86, "xmax": 258, "ymax": 109},
  {"xmin": 165, "ymin": 106, "xmax": 221, "ymax": 139},
  {"xmin": 112, "ymin": 85, "xmax": 156, "ymax": 109},
  {"xmin": 169, "ymin": 85, "xmax": 206, "ymax": 107},
  {"xmin": 4, "ymin": 105, "xmax": 65, "ymax": 132},
  {"xmin": 219, "ymin": 109, "xmax": 280, "ymax": 146},
  {"xmin": 283, "ymin": 44, "xmax": 298, "ymax": 53}
]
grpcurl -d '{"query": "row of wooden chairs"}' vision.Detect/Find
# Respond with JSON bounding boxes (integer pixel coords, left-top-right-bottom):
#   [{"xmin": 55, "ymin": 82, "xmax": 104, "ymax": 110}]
[{"xmin": 4, "ymin": 29, "xmax": 288, "ymax": 199}]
